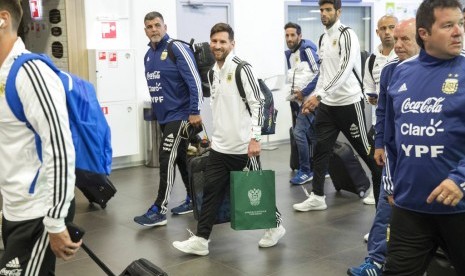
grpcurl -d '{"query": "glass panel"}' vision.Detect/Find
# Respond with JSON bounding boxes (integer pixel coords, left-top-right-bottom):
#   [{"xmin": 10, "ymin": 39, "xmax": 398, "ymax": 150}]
[{"xmin": 287, "ymin": 4, "xmax": 372, "ymax": 52}]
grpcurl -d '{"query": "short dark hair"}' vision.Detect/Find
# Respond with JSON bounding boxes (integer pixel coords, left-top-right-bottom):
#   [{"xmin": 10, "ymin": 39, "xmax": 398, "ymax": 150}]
[
  {"xmin": 144, "ymin": 11, "xmax": 164, "ymax": 22},
  {"xmin": 318, "ymin": 0, "xmax": 341, "ymax": 10},
  {"xmin": 210, "ymin": 22, "xmax": 234, "ymax": 41},
  {"xmin": 416, "ymin": 0, "xmax": 463, "ymax": 49},
  {"xmin": 284, "ymin": 22, "xmax": 301, "ymax": 35},
  {"xmin": 0, "ymin": 0, "xmax": 22, "ymax": 30}
]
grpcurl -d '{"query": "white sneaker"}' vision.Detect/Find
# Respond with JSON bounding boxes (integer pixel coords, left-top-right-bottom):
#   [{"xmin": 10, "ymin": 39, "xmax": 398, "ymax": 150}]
[
  {"xmin": 172, "ymin": 230, "xmax": 209, "ymax": 256},
  {"xmin": 293, "ymin": 192, "xmax": 327, "ymax": 211},
  {"xmin": 364, "ymin": 232, "xmax": 369, "ymax": 243},
  {"xmin": 363, "ymin": 186, "xmax": 375, "ymax": 205},
  {"xmin": 258, "ymin": 225, "xmax": 286, "ymax": 248}
]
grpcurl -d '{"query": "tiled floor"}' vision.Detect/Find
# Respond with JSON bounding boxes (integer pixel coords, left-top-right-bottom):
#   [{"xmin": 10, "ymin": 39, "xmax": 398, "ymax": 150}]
[{"xmin": 55, "ymin": 143, "xmax": 377, "ymax": 275}]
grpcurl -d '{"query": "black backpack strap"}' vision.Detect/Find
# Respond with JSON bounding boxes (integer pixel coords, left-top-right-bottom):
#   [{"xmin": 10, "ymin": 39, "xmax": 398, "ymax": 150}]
[
  {"xmin": 368, "ymin": 53, "xmax": 376, "ymax": 80},
  {"xmin": 338, "ymin": 27, "xmax": 365, "ymax": 97},
  {"xmin": 318, "ymin": 33, "xmax": 324, "ymax": 49},
  {"xmin": 167, "ymin": 39, "xmax": 194, "ymax": 63},
  {"xmin": 235, "ymin": 61, "xmax": 252, "ymax": 116}
]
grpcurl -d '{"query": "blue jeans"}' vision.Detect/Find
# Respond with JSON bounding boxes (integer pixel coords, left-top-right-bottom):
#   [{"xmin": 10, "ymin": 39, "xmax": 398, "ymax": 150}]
[
  {"xmin": 367, "ymin": 167, "xmax": 391, "ymax": 264},
  {"xmin": 293, "ymin": 112, "xmax": 316, "ymax": 173}
]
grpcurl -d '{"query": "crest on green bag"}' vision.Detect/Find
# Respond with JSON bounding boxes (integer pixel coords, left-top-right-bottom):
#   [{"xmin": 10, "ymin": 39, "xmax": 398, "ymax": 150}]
[{"xmin": 248, "ymin": 189, "xmax": 262, "ymax": 206}]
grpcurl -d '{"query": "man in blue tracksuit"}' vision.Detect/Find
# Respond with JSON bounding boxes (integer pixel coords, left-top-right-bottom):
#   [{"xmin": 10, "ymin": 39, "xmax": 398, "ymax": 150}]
[
  {"xmin": 284, "ymin": 22, "xmax": 319, "ymax": 185},
  {"xmin": 134, "ymin": 11, "xmax": 203, "ymax": 227},
  {"xmin": 383, "ymin": 1, "xmax": 465, "ymax": 274},
  {"xmin": 348, "ymin": 18, "xmax": 419, "ymax": 276}
]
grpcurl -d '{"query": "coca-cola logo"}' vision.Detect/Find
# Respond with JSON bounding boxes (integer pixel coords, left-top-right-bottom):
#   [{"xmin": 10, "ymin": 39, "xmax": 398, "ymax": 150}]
[
  {"xmin": 146, "ymin": 71, "xmax": 160, "ymax": 80},
  {"xmin": 401, "ymin": 97, "xmax": 444, "ymax": 114}
]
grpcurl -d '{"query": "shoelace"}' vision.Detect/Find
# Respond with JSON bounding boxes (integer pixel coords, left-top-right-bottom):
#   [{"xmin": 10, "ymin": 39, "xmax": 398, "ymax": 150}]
[
  {"xmin": 186, "ymin": 228, "xmax": 196, "ymax": 239},
  {"xmin": 301, "ymin": 186, "xmax": 311, "ymax": 197}
]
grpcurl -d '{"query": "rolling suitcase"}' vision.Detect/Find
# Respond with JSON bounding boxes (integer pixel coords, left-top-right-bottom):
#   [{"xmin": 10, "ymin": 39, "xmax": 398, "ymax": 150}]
[
  {"xmin": 67, "ymin": 223, "xmax": 167, "ymax": 276},
  {"xmin": 328, "ymin": 141, "xmax": 370, "ymax": 197},
  {"xmin": 75, "ymin": 171, "xmax": 117, "ymax": 209},
  {"xmin": 188, "ymin": 150, "xmax": 230, "ymax": 224}
]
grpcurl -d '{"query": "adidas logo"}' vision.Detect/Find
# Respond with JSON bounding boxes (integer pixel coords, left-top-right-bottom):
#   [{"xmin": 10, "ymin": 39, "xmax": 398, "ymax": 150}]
[
  {"xmin": 398, "ymin": 83, "xmax": 408, "ymax": 92},
  {"xmin": 166, "ymin": 133, "xmax": 174, "ymax": 139},
  {"xmin": 147, "ymin": 56, "xmax": 150, "ymax": 62},
  {"xmin": 460, "ymin": 182, "xmax": 465, "ymax": 190},
  {"xmin": 6, "ymin": 258, "xmax": 20, "ymax": 269}
]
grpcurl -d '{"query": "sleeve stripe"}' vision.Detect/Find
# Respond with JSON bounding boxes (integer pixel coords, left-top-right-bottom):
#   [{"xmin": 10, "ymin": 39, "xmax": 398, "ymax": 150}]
[
  {"xmin": 22, "ymin": 60, "xmax": 69, "ymax": 219},
  {"xmin": 324, "ymin": 27, "xmax": 352, "ymax": 91},
  {"xmin": 241, "ymin": 62, "xmax": 264, "ymax": 126},
  {"xmin": 304, "ymin": 47, "xmax": 319, "ymax": 73},
  {"xmin": 173, "ymin": 41, "xmax": 204, "ymax": 107}
]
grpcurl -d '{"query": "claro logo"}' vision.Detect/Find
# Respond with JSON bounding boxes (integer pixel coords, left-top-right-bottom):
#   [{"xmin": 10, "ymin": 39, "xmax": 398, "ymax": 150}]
[{"xmin": 401, "ymin": 97, "xmax": 444, "ymax": 114}]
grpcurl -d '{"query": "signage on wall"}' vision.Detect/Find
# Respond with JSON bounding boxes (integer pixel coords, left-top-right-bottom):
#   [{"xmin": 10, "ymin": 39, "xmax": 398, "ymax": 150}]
[
  {"xmin": 101, "ymin": 22, "xmax": 117, "ymax": 39},
  {"xmin": 51, "ymin": 27, "xmax": 62, "ymax": 36},
  {"xmin": 51, "ymin": 41, "xmax": 64, "ymax": 59},
  {"xmin": 29, "ymin": 0, "xmax": 43, "ymax": 20},
  {"xmin": 49, "ymin": 9, "xmax": 61, "ymax": 24},
  {"xmin": 109, "ymin": 52, "xmax": 118, "ymax": 68}
]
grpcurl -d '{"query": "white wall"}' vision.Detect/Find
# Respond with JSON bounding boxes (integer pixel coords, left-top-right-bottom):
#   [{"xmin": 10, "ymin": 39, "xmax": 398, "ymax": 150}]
[{"xmin": 84, "ymin": 0, "xmax": 425, "ymax": 167}]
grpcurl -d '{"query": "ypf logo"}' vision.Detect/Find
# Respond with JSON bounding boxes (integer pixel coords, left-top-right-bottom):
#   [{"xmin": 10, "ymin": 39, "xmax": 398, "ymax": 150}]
[{"xmin": 248, "ymin": 189, "xmax": 262, "ymax": 206}]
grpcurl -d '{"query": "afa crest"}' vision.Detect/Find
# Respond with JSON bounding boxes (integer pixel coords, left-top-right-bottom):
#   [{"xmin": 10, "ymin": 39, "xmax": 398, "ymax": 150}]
[
  {"xmin": 442, "ymin": 74, "xmax": 458, "ymax": 94},
  {"xmin": 160, "ymin": 50, "xmax": 167, "ymax": 61},
  {"xmin": 227, "ymin": 73, "xmax": 233, "ymax": 82}
]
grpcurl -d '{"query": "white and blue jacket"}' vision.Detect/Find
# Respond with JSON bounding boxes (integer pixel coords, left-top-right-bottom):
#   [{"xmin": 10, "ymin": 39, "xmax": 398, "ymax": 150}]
[
  {"xmin": 144, "ymin": 34, "xmax": 202, "ymax": 124},
  {"xmin": 385, "ymin": 49, "xmax": 465, "ymax": 214},
  {"xmin": 285, "ymin": 39, "xmax": 319, "ymax": 97}
]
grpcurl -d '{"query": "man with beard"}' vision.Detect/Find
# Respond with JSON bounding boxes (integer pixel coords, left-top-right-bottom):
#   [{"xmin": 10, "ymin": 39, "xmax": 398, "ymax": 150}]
[
  {"xmin": 293, "ymin": 0, "xmax": 382, "ymax": 212},
  {"xmin": 172, "ymin": 23, "xmax": 285, "ymax": 255},
  {"xmin": 283, "ymin": 22, "xmax": 320, "ymax": 186},
  {"xmin": 134, "ymin": 11, "xmax": 203, "ymax": 227}
]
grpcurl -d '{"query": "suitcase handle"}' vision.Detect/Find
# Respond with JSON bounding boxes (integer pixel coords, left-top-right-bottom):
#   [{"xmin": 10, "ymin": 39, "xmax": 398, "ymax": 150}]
[{"xmin": 81, "ymin": 243, "xmax": 116, "ymax": 276}]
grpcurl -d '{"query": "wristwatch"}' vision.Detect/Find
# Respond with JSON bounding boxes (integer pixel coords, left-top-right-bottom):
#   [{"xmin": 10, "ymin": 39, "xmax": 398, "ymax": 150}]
[
  {"xmin": 316, "ymin": 95, "xmax": 322, "ymax": 102},
  {"xmin": 254, "ymin": 134, "xmax": 262, "ymax": 142}
]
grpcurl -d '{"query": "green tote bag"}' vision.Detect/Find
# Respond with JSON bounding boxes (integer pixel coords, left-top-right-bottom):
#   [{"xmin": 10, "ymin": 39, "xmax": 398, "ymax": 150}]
[{"xmin": 230, "ymin": 170, "xmax": 276, "ymax": 230}]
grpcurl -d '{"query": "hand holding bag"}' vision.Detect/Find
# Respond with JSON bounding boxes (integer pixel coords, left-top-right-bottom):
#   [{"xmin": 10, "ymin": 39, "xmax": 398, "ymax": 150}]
[{"xmin": 230, "ymin": 168, "xmax": 276, "ymax": 230}]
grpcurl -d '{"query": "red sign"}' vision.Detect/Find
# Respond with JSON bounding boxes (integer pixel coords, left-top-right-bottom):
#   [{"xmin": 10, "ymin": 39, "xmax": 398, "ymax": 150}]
[
  {"xmin": 98, "ymin": 51, "xmax": 106, "ymax": 60},
  {"xmin": 101, "ymin": 106, "xmax": 108, "ymax": 115},
  {"xmin": 101, "ymin": 22, "xmax": 117, "ymax": 39},
  {"xmin": 29, "ymin": 0, "xmax": 42, "ymax": 20}
]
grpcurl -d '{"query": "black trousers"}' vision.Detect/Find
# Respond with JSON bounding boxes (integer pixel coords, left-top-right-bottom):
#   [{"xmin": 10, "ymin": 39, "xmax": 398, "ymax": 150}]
[
  {"xmin": 312, "ymin": 101, "xmax": 382, "ymax": 205},
  {"xmin": 155, "ymin": 120, "xmax": 189, "ymax": 214},
  {"xmin": 384, "ymin": 206, "xmax": 465, "ymax": 275},
  {"xmin": 0, "ymin": 199, "xmax": 75, "ymax": 276},
  {"xmin": 196, "ymin": 150, "xmax": 282, "ymax": 239}
]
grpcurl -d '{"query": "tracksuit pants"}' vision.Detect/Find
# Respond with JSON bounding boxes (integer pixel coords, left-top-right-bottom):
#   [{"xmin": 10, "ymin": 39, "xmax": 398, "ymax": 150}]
[
  {"xmin": 311, "ymin": 101, "xmax": 382, "ymax": 200},
  {"xmin": 384, "ymin": 206, "xmax": 465, "ymax": 275},
  {"xmin": 155, "ymin": 120, "xmax": 190, "ymax": 214},
  {"xmin": 0, "ymin": 200, "xmax": 75, "ymax": 276},
  {"xmin": 196, "ymin": 150, "xmax": 282, "ymax": 239}
]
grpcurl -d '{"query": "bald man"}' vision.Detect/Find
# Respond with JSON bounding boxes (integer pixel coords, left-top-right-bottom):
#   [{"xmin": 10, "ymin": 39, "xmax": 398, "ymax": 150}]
[{"xmin": 362, "ymin": 15, "xmax": 398, "ymax": 206}]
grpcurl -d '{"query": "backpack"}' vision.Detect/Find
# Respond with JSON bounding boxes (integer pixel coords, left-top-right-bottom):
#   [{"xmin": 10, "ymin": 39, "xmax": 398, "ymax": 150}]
[
  {"xmin": 235, "ymin": 61, "xmax": 278, "ymax": 135},
  {"xmin": 167, "ymin": 39, "xmax": 215, "ymax": 97},
  {"xmin": 5, "ymin": 53, "xmax": 113, "ymax": 193},
  {"xmin": 318, "ymin": 27, "xmax": 369, "ymax": 95}
]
